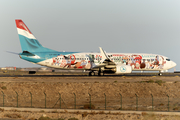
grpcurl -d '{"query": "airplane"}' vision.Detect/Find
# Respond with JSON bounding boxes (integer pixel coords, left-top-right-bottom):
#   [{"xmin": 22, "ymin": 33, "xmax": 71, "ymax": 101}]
[{"xmin": 14, "ymin": 19, "xmax": 177, "ymax": 76}]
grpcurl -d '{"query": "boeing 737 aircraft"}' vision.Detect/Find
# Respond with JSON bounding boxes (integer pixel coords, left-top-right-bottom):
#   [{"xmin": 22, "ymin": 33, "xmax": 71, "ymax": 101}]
[{"xmin": 14, "ymin": 19, "xmax": 176, "ymax": 76}]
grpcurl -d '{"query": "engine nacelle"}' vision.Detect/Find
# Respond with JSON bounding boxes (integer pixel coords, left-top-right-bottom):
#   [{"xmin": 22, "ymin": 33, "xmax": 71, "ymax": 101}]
[{"xmin": 115, "ymin": 65, "xmax": 132, "ymax": 74}]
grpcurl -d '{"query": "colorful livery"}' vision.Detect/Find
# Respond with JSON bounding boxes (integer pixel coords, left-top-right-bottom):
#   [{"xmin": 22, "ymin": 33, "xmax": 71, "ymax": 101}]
[{"xmin": 15, "ymin": 19, "xmax": 176, "ymax": 76}]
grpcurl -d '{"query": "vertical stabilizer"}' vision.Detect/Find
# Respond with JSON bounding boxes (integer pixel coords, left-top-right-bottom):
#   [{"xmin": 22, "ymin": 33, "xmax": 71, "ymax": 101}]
[{"xmin": 15, "ymin": 19, "xmax": 56, "ymax": 53}]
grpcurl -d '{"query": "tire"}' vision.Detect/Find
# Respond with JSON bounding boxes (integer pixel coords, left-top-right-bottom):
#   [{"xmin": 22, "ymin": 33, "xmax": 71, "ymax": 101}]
[
  {"xmin": 158, "ymin": 73, "xmax": 162, "ymax": 76},
  {"xmin": 98, "ymin": 72, "xmax": 104, "ymax": 76},
  {"xmin": 89, "ymin": 71, "xmax": 95, "ymax": 76}
]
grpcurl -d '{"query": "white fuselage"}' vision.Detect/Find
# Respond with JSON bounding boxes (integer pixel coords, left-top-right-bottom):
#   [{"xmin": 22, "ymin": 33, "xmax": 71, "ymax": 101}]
[{"xmin": 37, "ymin": 52, "xmax": 176, "ymax": 71}]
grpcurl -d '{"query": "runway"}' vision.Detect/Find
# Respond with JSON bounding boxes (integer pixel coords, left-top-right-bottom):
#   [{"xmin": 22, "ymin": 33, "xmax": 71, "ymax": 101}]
[
  {"xmin": 0, "ymin": 72, "xmax": 179, "ymax": 77},
  {"xmin": 0, "ymin": 72, "xmax": 179, "ymax": 83}
]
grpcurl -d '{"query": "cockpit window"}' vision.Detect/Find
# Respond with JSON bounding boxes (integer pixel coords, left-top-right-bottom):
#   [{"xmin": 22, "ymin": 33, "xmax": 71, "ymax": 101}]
[{"xmin": 166, "ymin": 59, "xmax": 170, "ymax": 61}]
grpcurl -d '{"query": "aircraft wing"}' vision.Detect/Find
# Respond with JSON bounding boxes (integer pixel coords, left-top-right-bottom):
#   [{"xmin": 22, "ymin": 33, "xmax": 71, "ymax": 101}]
[
  {"xmin": 99, "ymin": 47, "xmax": 108, "ymax": 60},
  {"xmin": 99, "ymin": 47, "xmax": 116, "ymax": 65},
  {"xmin": 91, "ymin": 47, "xmax": 116, "ymax": 70}
]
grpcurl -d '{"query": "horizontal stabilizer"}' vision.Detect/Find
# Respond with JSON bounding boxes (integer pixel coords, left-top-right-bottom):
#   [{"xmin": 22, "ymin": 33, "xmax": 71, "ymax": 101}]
[
  {"xmin": 6, "ymin": 51, "xmax": 19, "ymax": 55},
  {"xmin": 21, "ymin": 51, "xmax": 35, "ymax": 56}
]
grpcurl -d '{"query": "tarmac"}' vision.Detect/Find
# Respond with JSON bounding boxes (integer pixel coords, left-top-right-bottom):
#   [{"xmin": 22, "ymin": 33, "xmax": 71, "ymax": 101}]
[{"xmin": 0, "ymin": 72, "xmax": 180, "ymax": 77}]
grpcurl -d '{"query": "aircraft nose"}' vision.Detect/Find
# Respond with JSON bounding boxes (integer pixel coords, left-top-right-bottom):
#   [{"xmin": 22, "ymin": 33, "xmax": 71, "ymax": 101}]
[{"xmin": 171, "ymin": 61, "xmax": 177, "ymax": 67}]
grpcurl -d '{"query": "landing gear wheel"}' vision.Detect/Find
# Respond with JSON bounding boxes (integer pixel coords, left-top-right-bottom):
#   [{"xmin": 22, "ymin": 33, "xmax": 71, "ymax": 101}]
[
  {"xmin": 89, "ymin": 71, "xmax": 95, "ymax": 76},
  {"xmin": 158, "ymin": 73, "xmax": 162, "ymax": 76},
  {"xmin": 98, "ymin": 71, "xmax": 104, "ymax": 76}
]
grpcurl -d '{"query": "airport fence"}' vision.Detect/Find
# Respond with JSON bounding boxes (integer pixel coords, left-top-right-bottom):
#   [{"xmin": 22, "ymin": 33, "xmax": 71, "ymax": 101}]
[{"xmin": 0, "ymin": 91, "xmax": 179, "ymax": 112}]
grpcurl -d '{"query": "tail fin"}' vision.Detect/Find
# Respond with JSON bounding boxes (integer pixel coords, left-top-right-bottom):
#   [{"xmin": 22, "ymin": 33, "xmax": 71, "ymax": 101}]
[{"xmin": 15, "ymin": 19, "xmax": 56, "ymax": 53}]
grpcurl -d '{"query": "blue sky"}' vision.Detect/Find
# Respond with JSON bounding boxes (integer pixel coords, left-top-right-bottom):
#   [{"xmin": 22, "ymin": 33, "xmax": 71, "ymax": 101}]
[{"xmin": 0, "ymin": 0, "xmax": 180, "ymax": 71}]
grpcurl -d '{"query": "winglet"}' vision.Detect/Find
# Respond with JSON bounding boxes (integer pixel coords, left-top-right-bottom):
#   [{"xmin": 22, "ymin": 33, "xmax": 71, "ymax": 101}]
[{"xmin": 99, "ymin": 47, "xmax": 109, "ymax": 60}]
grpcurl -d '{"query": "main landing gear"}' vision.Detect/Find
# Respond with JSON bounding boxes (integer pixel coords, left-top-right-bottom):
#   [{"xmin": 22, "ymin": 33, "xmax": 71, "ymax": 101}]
[
  {"xmin": 88, "ymin": 71, "xmax": 104, "ymax": 76},
  {"xmin": 89, "ymin": 71, "xmax": 95, "ymax": 76},
  {"xmin": 98, "ymin": 71, "xmax": 104, "ymax": 76}
]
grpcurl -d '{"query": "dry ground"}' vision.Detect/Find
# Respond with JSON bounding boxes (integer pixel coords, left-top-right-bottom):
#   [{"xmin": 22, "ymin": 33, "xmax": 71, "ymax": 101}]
[
  {"xmin": 0, "ymin": 109, "xmax": 180, "ymax": 120},
  {"xmin": 0, "ymin": 75, "xmax": 180, "ymax": 83},
  {"xmin": 0, "ymin": 76, "xmax": 179, "ymax": 119}
]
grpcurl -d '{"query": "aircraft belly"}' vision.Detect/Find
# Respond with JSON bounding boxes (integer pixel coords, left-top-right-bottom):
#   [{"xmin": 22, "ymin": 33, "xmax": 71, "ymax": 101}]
[{"xmin": 132, "ymin": 69, "xmax": 164, "ymax": 71}]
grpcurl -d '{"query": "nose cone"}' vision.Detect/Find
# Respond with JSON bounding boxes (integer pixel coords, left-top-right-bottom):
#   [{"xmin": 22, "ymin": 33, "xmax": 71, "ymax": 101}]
[{"xmin": 171, "ymin": 61, "xmax": 177, "ymax": 68}]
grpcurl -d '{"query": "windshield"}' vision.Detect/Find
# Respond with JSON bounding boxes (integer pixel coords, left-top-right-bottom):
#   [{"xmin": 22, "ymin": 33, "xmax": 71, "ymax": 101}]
[{"xmin": 166, "ymin": 59, "xmax": 170, "ymax": 61}]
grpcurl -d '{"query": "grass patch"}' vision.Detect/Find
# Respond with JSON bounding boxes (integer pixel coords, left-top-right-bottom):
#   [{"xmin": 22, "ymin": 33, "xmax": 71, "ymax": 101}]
[
  {"xmin": 173, "ymin": 107, "xmax": 179, "ymax": 110},
  {"xmin": 137, "ymin": 79, "xmax": 165, "ymax": 85},
  {"xmin": 114, "ymin": 81, "xmax": 117, "ymax": 83},
  {"xmin": 4, "ymin": 113, "xmax": 21, "ymax": 118},
  {"xmin": 94, "ymin": 81, "xmax": 99, "ymax": 83},
  {"xmin": 147, "ymin": 80, "xmax": 154, "ymax": 83},
  {"xmin": 98, "ymin": 111, "xmax": 105, "ymax": 114},
  {"xmin": 1, "ymin": 86, "xmax": 7, "ymax": 90},
  {"xmin": 137, "ymin": 80, "xmax": 154, "ymax": 83},
  {"xmin": 51, "ymin": 110, "xmax": 58, "ymax": 113},
  {"xmin": 155, "ymin": 80, "xmax": 165, "ymax": 86},
  {"xmin": 84, "ymin": 104, "xmax": 95, "ymax": 109},
  {"xmin": 82, "ymin": 112, "xmax": 88, "ymax": 117},
  {"xmin": 0, "ymin": 108, "xmax": 4, "ymax": 112},
  {"xmin": 68, "ymin": 118, "xmax": 78, "ymax": 120},
  {"xmin": 10, "ymin": 109, "xmax": 20, "ymax": 112},
  {"xmin": 143, "ymin": 113, "xmax": 156, "ymax": 119},
  {"xmin": 64, "ymin": 110, "xmax": 68, "ymax": 113},
  {"xmin": 40, "ymin": 110, "xmax": 45, "ymax": 113},
  {"xmin": 38, "ymin": 116, "xmax": 51, "ymax": 120},
  {"xmin": 141, "ymin": 112, "xmax": 148, "ymax": 116},
  {"xmin": 159, "ymin": 103, "xmax": 164, "ymax": 106}
]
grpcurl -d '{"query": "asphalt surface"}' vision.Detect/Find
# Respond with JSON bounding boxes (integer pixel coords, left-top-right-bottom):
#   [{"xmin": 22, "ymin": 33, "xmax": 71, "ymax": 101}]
[{"xmin": 0, "ymin": 73, "xmax": 179, "ymax": 77}]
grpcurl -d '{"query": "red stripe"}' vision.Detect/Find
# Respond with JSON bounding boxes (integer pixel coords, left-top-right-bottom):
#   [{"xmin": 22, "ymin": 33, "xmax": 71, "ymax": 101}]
[{"xmin": 15, "ymin": 19, "xmax": 32, "ymax": 34}]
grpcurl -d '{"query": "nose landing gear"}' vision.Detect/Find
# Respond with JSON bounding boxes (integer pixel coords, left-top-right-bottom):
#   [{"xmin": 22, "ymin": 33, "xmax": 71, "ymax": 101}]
[
  {"xmin": 98, "ymin": 68, "xmax": 104, "ymax": 76},
  {"xmin": 158, "ymin": 72, "xmax": 162, "ymax": 76},
  {"xmin": 89, "ymin": 69, "xmax": 105, "ymax": 76}
]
